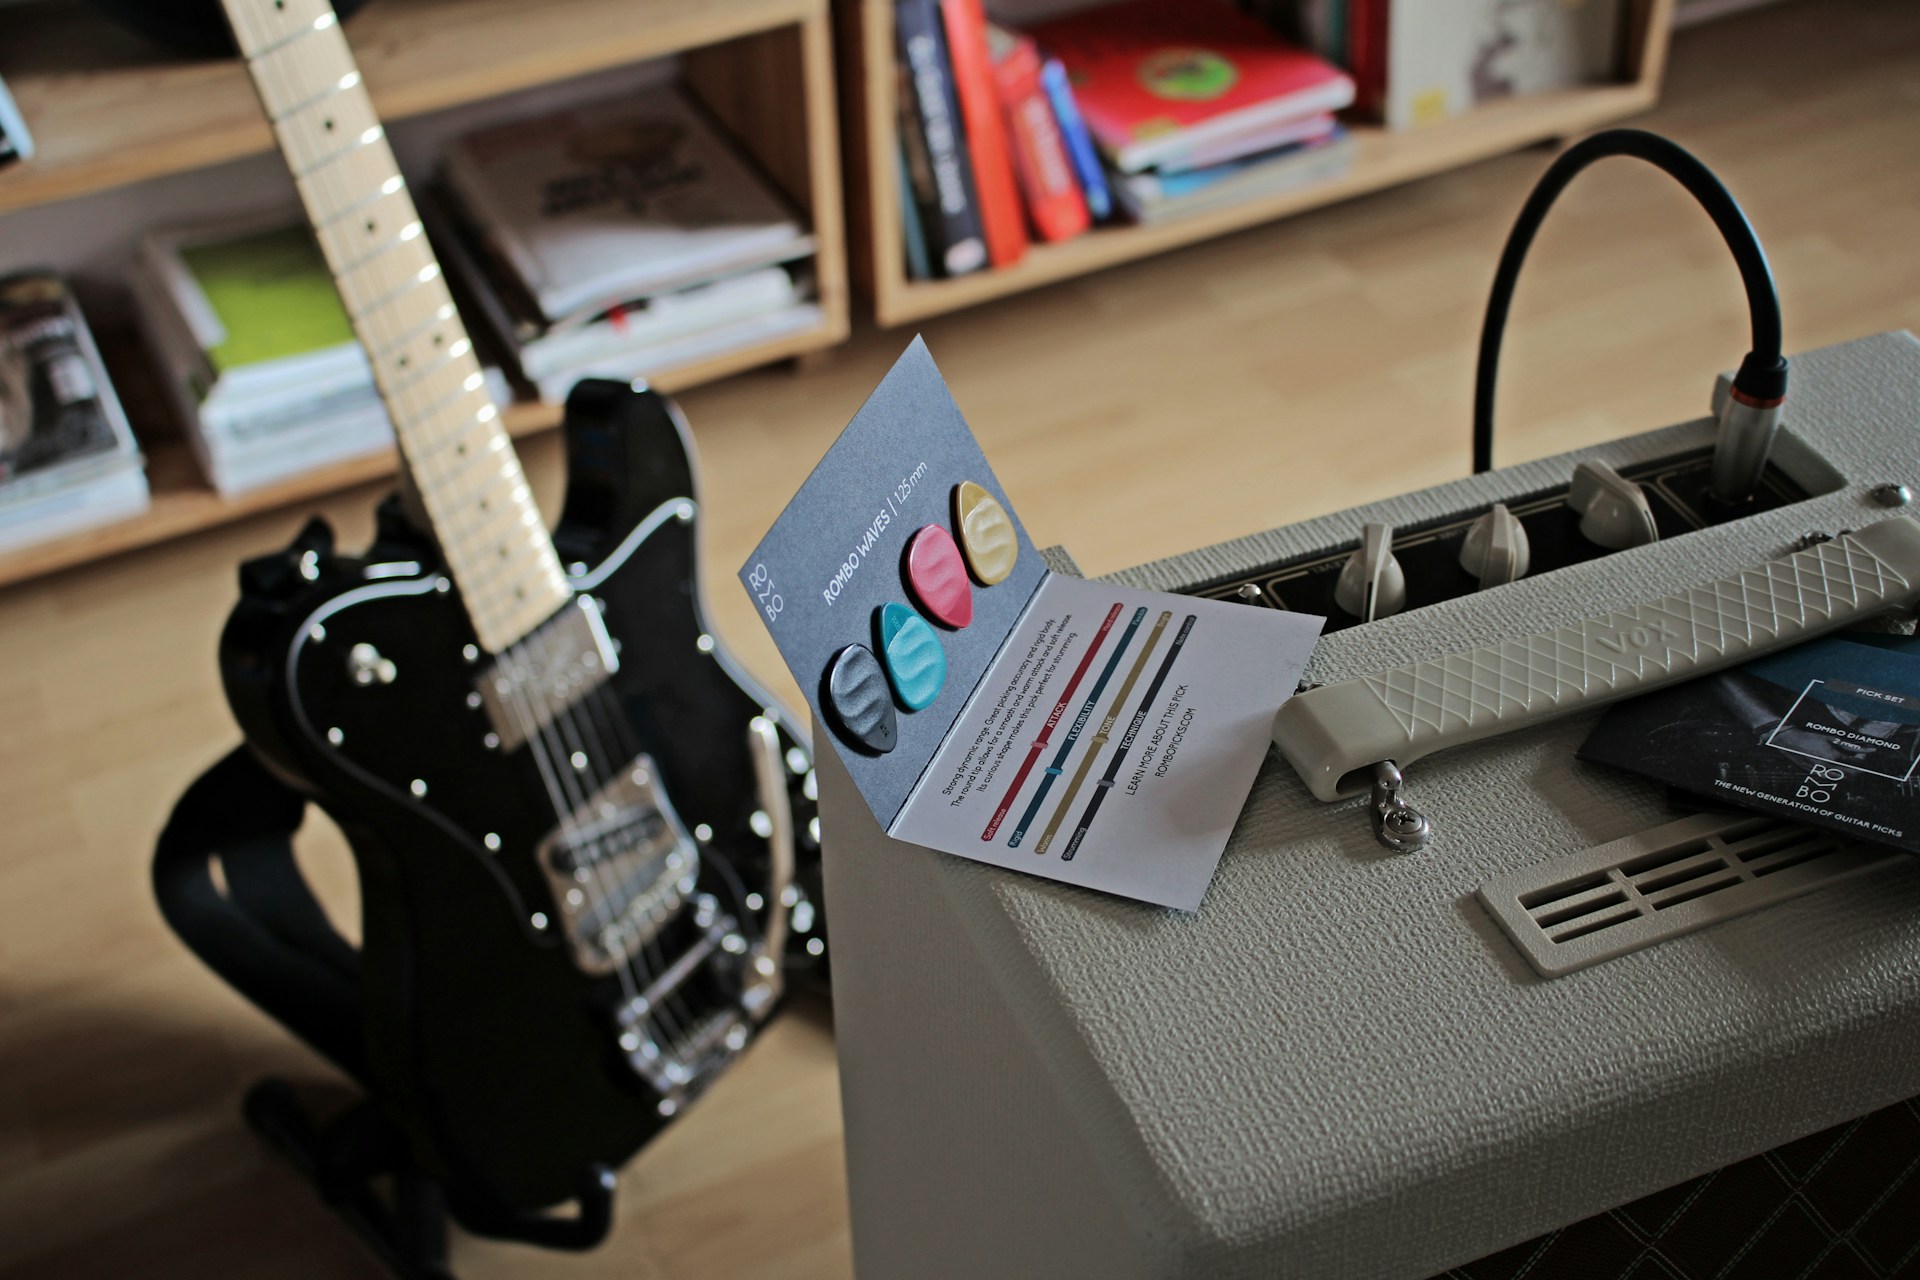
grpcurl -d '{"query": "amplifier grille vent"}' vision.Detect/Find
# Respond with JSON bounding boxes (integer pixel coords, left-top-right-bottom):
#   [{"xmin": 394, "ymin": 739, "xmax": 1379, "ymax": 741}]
[{"xmin": 1478, "ymin": 813, "xmax": 1909, "ymax": 977}]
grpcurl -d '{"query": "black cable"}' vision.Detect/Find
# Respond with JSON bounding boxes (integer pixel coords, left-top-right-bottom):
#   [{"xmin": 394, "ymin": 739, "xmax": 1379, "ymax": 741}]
[{"xmin": 1472, "ymin": 129, "xmax": 1786, "ymax": 474}]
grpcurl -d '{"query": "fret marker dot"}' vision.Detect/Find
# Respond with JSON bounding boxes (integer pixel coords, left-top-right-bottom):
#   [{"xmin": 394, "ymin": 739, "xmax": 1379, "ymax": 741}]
[
  {"xmin": 366, "ymin": 220, "xmax": 376, "ymax": 233},
  {"xmin": 571, "ymin": 751, "xmax": 588, "ymax": 771},
  {"xmin": 323, "ymin": 118, "xmax": 334, "ymax": 132}
]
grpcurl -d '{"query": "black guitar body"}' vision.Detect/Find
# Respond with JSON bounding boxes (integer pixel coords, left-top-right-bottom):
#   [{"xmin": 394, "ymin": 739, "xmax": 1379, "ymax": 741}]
[{"xmin": 215, "ymin": 380, "xmax": 823, "ymax": 1224}]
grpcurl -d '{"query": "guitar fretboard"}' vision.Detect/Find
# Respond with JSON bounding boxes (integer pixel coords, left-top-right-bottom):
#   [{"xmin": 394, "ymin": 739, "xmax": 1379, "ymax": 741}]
[{"xmin": 222, "ymin": 0, "xmax": 569, "ymax": 653}]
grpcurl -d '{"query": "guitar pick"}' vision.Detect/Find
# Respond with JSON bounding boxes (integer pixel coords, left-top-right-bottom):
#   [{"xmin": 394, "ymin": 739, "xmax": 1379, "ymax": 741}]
[
  {"xmin": 905, "ymin": 524, "xmax": 973, "ymax": 628},
  {"xmin": 826, "ymin": 644, "xmax": 897, "ymax": 754},
  {"xmin": 878, "ymin": 601, "xmax": 946, "ymax": 711},
  {"xmin": 954, "ymin": 481, "xmax": 1017, "ymax": 585}
]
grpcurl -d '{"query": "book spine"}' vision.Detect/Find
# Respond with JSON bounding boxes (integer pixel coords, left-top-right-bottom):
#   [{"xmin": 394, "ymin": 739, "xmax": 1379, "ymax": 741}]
[
  {"xmin": 896, "ymin": 0, "xmax": 988, "ymax": 277},
  {"xmin": 991, "ymin": 36, "xmax": 1090, "ymax": 243},
  {"xmin": 1039, "ymin": 58, "xmax": 1111, "ymax": 223},
  {"xmin": 939, "ymin": 0, "xmax": 1028, "ymax": 269},
  {"xmin": 895, "ymin": 142, "xmax": 935, "ymax": 279}
]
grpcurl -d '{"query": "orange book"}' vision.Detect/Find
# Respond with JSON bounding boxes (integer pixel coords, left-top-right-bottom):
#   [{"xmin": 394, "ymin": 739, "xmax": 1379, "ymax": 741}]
[
  {"xmin": 940, "ymin": 0, "xmax": 1030, "ymax": 268},
  {"xmin": 987, "ymin": 25, "xmax": 1091, "ymax": 243}
]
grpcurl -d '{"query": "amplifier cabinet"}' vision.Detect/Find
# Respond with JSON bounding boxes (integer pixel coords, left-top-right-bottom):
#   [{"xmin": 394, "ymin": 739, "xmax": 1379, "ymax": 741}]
[{"xmin": 819, "ymin": 331, "xmax": 1920, "ymax": 1278}]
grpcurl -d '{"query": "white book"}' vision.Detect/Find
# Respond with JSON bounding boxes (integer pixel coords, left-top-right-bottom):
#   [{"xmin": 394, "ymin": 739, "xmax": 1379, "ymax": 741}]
[
  {"xmin": 1386, "ymin": 0, "xmax": 1623, "ymax": 131},
  {"xmin": 518, "ymin": 267, "xmax": 800, "ymax": 383},
  {"xmin": 1115, "ymin": 134, "xmax": 1355, "ymax": 225},
  {"xmin": 0, "ymin": 462, "xmax": 149, "ymax": 554},
  {"xmin": 442, "ymin": 86, "xmax": 815, "ymax": 326},
  {"xmin": 0, "ymin": 270, "xmax": 147, "ymax": 517},
  {"xmin": 531, "ymin": 301, "xmax": 825, "ymax": 403}
]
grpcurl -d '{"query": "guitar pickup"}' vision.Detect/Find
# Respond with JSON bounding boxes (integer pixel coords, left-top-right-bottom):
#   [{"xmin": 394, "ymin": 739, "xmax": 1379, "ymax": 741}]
[
  {"xmin": 476, "ymin": 595, "xmax": 619, "ymax": 752},
  {"xmin": 1273, "ymin": 516, "xmax": 1920, "ymax": 800}
]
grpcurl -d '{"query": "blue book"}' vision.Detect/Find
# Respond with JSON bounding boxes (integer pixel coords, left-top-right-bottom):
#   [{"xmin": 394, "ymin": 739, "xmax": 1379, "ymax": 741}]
[
  {"xmin": 1039, "ymin": 57, "xmax": 1110, "ymax": 223},
  {"xmin": 896, "ymin": 142, "xmax": 933, "ymax": 281}
]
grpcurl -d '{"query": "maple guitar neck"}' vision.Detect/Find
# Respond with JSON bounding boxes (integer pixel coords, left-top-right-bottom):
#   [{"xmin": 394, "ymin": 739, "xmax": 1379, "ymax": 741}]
[{"xmin": 219, "ymin": 0, "xmax": 568, "ymax": 654}]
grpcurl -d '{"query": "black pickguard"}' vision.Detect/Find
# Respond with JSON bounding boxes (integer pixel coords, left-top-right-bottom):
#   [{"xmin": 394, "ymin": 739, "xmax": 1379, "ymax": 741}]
[{"xmin": 216, "ymin": 382, "xmax": 823, "ymax": 1216}]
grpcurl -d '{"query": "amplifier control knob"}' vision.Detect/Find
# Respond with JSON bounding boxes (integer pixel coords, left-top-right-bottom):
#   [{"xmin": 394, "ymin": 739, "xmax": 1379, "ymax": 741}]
[
  {"xmin": 1459, "ymin": 503, "xmax": 1530, "ymax": 589},
  {"xmin": 348, "ymin": 643, "xmax": 398, "ymax": 686},
  {"xmin": 1569, "ymin": 461, "xmax": 1658, "ymax": 550},
  {"xmin": 1333, "ymin": 522, "xmax": 1406, "ymax": 623}
]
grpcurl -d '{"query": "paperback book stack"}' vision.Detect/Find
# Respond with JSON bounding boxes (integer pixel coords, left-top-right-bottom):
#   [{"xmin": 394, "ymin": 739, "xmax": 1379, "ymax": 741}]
[
  {"xmin": 1028, "ymin": 0, "xmax": 1357, "ymax": 226},
  {"xmin": 429, "ymin": 85, "xmax": 822, "ymax": 401},
  {"xmin": 0, "ymin": 272, "xmax": 149, "ymax": 554},
  {"xmin": 131, "ymin": 214, "xmax": 394, "ymax": 496}
]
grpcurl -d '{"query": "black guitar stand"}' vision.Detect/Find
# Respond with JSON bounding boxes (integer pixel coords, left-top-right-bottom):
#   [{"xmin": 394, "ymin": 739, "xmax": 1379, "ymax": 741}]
[{"xmin": 153, "ymin": 748, "xmax": 616, "ymax": 1279}]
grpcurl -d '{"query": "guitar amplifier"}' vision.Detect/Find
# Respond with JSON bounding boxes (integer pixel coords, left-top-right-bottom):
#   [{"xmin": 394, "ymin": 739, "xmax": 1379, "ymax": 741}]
[{"xmin": 817, "ymin": 330, "xmax": 1920, "ymax": 1278}]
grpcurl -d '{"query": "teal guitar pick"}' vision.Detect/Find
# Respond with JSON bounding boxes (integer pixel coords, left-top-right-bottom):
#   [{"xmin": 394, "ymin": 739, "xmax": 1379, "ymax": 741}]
[{"xmin": 878, "ymin": 601, "xmax": 946, "ymax": 711}]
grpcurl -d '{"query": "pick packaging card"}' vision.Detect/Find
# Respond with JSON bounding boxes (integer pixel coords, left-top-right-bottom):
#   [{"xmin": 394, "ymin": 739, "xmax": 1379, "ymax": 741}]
[{"xmin": 740, "ymin": 339, "xmax": 1323, "ymax": 910}]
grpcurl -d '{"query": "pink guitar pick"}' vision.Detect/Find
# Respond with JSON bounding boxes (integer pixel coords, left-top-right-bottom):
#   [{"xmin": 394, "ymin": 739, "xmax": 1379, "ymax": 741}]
[{"xmin": 906, "ymin": 524, "xmax": 973, "ymax": 628}]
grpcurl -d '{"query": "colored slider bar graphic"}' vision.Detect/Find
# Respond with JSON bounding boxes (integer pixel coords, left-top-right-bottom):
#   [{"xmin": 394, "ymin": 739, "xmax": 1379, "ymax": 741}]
[
  {"xmin": 1008, "ymin": 606, "xmax": 1149, "ymax": 848},
  {"xmin": 1061, "ymin": 614, "xmax": 1197, "ymax": 862},
  {"xmin": 982, "ymin": 602, "xmax": 1124, "ymax": 842},
  {"xmin": 1033, "ymin": 610, "xmax": 1173, "ymax": 856}
]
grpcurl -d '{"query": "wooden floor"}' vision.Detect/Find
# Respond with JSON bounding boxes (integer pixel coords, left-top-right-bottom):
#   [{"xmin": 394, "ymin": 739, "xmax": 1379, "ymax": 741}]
[{"xmin": 3, "ymin": 3, "xmax": 1918, "ymax": 1276}]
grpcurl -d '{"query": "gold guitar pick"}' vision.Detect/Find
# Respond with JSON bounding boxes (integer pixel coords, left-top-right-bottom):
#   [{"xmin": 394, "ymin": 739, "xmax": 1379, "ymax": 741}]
[{"xmin": 954, "ymin": 481, "xmax": 1017, "ymax": 586}]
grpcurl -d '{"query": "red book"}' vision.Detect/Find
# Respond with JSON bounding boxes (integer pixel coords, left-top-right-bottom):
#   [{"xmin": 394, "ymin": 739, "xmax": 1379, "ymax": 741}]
[
  {"xmin": 1348, "ymin": 0, "xmax": 1388, "ymax": 119},
  {"xmin": 1027, "ymin": 0, "xmax": 1355, "ymax": 174},
  {"xmin": 986, "ymin": 25, "xmax": 1091, "ymax": 243},
  {"xmin": 940, "ymin": 0, "xmax": 1029, "ymax": 268}
]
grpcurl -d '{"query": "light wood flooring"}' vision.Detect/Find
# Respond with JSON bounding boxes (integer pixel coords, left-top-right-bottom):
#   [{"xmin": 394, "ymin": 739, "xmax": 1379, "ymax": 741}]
[{"xmin": 3, "ymin": 3, "xmax": 1918, "ymax": 1275}]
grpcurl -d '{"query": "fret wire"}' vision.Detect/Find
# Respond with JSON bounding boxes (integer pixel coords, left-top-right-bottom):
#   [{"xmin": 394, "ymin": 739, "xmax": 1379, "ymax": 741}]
[
  {"xmin": 320, "ymin": 205, "xmax": 424, "ymax": 277},
  {"xmin": 374, "ymin": 334, "xmax": 472, "ymax": 397},
  {"xmin": 354, "ymin": 280, "xmax": 458, "ymax": 357},
  {"xmin": 290, "ymin": 121, "xmax": 386, "ymax": 182},
  {"xmin": 245, "ymin": 7, "xmax": 336, "ymax": 61},
  {"xmin": 381, "ymin": 360, "xmax": 483, "ymax": 427},
  {"xmin": 255, "ymin": 29, "xmax": 361, "ymax": 122},
  {"xmin": 342, "ymin": 258, "xmax": 441, "ymax": 330},
  {"xmin": 225, "ymin": 0, "xmax": 335, "ymax": 55}
]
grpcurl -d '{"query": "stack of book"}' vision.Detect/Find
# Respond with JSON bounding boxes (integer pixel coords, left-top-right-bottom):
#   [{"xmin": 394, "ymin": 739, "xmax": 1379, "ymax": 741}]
[
  {"xmin": 428, "ymin": 85, "xmax": 823, "ymax": 401},
  {"xmin": 895, "ymin": 0, "xmax": 1104, "ymax": 278},
  {"xmin": 0, "ymin": 272, "xmax": 149, "ymax": 554},
  {"xmin": 1274, "ymin": 0, "xmax": 1623, "ymax": 130},
  {"xmin": 1028, "ymin": 0, "xmax": 1356, "ymax": 226},
  {"xmin": 131, "ymin": 213, "xmax": 395, "ymax": 496},
  {"xmin": 893, "ymin": 0, "xmax": 1356, "ymax": 267}
]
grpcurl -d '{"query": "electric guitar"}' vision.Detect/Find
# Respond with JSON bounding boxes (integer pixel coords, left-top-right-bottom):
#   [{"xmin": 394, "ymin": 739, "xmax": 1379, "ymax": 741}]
[{"xmin": 204, "ymin": 0, "xmax": 824, "ymax": 1226}]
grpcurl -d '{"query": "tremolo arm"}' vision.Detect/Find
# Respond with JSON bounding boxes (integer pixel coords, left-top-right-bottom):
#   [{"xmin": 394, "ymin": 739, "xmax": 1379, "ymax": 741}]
[{"xmin": 1273, "ymin": 516, "xmax": 1920, "ymax": 804}]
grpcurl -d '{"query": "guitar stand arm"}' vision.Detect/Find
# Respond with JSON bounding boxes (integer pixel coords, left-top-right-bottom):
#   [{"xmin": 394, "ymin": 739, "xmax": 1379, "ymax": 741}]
[{"xmin": 243, "ymin": 1079, "xmax": 617, "ymax": 1278}]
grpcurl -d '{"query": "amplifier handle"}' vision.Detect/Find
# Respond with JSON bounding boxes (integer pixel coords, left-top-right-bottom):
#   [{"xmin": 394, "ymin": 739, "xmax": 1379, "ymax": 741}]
[{"xmin": 1273, "ymin": 516, "xmax": 1920, "ymax": 801}]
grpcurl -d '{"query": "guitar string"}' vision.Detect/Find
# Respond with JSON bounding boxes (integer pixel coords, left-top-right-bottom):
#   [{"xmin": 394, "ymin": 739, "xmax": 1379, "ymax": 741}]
[
  {"xmin": 400, "ymin": 391, "xmax": 656, "ymax": 1012},
  {"xmin": 553, "ymin": 627, "xmax": 703, "ymax": 1045},
  {"xmin": 516, "ymin": 621, "xmax": 681, "ymax": 1038},
  {"xmin": 526, "ymin": 623, "xmax": 692, "ymax": 1047},
  {"xmin": 541, "ymin": 626, "xmax": 694, "ymax": 1050},
  {"xmin": 572, "ymin": 670, "xmax": 705, "ymax": 1041}
]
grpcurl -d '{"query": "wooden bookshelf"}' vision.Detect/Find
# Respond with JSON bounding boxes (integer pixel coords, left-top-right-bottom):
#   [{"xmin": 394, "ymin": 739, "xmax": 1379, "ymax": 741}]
[
  {"xmin": 842, "ymin": 0, "xmax": 1678, "ymax": 327},
  {"xmin": 0, "ymin": 0, "xmax": 849, "ymax": 589}
]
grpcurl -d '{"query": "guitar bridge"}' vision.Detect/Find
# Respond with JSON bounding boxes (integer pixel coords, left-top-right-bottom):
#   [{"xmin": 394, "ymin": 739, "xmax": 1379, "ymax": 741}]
[
  {"xmin": 534, "ymin": 754, "xmax": 698, "ymax": 975},
  {"xmin": 614, "ymin": 893, "xmax": 753, "ymax": 1112}
]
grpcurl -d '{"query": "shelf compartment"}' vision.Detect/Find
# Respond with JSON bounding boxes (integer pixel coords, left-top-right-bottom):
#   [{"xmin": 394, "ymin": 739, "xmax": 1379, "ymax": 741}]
[
  {"xmin": 0, "ymin": 0, "xmax": 817, "ymax": 215},
  {"xmin": 843, "ymin": 0, "xmax": 1677, "ymax": 327}
]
